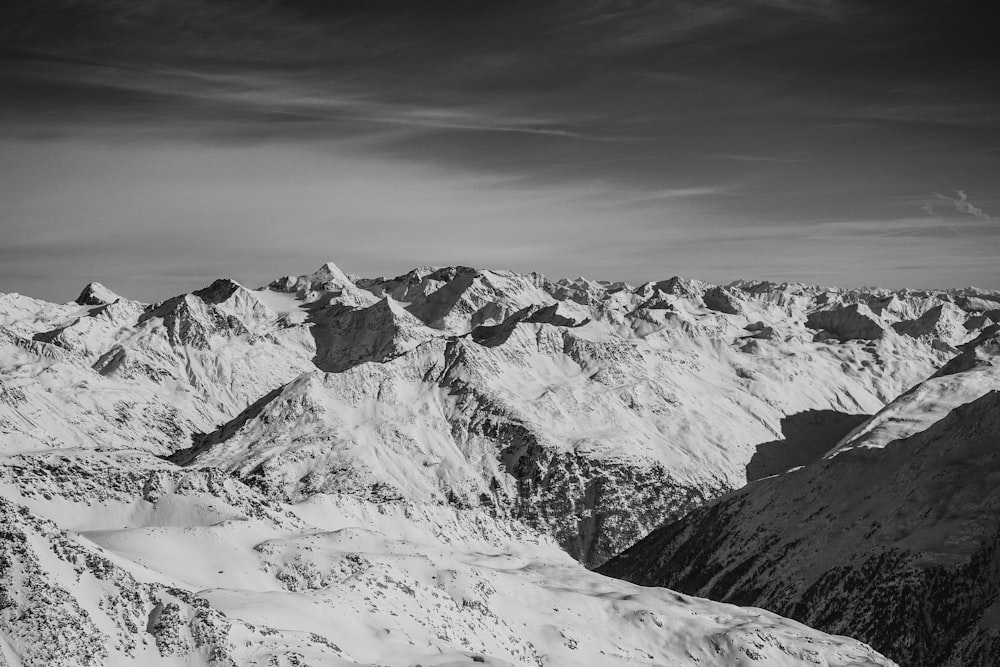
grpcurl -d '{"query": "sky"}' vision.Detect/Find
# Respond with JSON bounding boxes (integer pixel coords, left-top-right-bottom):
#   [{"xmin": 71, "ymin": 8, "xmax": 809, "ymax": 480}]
[{"xmin": 1, "ymin": 0, "xmax": 998, "ymax": 302}]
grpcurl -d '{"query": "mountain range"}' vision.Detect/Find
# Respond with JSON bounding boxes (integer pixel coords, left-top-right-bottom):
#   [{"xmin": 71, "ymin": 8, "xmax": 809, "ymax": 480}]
[{"xmin": 2, "ymin": 260, "xmax": 999, "ymax": 666}]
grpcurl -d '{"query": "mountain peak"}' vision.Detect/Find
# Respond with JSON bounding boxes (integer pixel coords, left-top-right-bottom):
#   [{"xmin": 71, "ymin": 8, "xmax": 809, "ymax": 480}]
[
  {"xmin": 267, "ymin": 261, "xmax": 363, "ymax": 297},
  {"xmin": 192, "ymin": 278, "xmax": 245, "ymax": 304},
  {"xmin": 310, "ymin": 261, "xmax": 352, "ymax": 285},
  {"xmin": 75, "ymin": 281, "xmax": 122, "ymax": 306}
]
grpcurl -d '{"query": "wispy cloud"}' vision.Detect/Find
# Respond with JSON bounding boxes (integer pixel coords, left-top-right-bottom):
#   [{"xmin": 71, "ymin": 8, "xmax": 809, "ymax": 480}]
[
  {"xmin": 749, "ymin": 0, "xmax": 848, "ymax": 21},
  {"xmin": 844, "ymin": 103, "xmax": 1000, "ymax": 129},
  {"xmin": 614, "ymin": 185, "xmax": 735, "ymax": 205},
  {"xmin": 2, "ymin": 1, "xmax": 1000, "ymax": 297},
  {"xmin": 934, "ymin": 190, "xmax": 1000, "ymax": 224},
  {"xmin": 708, "ymin": 154, "xmax": 804, "ymax": 163},
  {"xmin": 2, "ymin": 59, "xmax": 606, "ymax": 142}
]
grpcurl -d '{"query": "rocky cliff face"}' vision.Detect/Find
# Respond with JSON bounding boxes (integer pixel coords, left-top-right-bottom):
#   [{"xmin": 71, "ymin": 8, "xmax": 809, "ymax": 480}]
[{"xmin": 599, "ymin": 330, "xmax": 1000, "ymax": 666}]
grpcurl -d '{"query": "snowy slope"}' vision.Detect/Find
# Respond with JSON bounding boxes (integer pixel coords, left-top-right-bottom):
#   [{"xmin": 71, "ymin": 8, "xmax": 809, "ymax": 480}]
[
  {"xmin": 827, "ymin": 324, "xmax": 1000, "ymax": 455},
  {"xmin": 0, "ymin": 449, "xmax": 894, "ymax": 667},
  {"xmin": 599, "ymin": 330, "xmax": 1000, "ymax": 666}
]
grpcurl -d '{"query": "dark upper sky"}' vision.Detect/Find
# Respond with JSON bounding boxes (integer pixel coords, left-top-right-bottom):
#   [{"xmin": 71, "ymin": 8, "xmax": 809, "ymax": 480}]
[{"xmin": 2, "ymin": 0, "xmax": 998, "ymax": 301}]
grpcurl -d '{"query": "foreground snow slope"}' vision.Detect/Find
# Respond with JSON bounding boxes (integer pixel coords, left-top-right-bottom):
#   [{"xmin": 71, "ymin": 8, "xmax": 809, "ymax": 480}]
[
  {"xmin": 599, "ymin": 328, "xmax": 1000, "ymax": 666},
  {"xmin": 2, "ymin": 264, "xmax": 998, "ymax": 565},
  {"xmin": 0, "ymin": 450, "xmax": 894, "ymax": 666}
]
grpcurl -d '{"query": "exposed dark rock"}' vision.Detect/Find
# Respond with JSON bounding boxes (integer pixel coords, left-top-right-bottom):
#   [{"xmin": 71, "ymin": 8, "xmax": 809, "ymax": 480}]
[
  {"xmin": 702, "ymin": 286, "xmax": 742, "ymax": 315},
  {"xmin": 806, "ymin": 303, "xmax": 886, "ymax": 341},
  {"xmin": 743, "ymin": 321, "xmax": 776, "ymax": 340},
  {"xmin": 75, "ymin": 282, "xmax": 121, "ymax": 306}
]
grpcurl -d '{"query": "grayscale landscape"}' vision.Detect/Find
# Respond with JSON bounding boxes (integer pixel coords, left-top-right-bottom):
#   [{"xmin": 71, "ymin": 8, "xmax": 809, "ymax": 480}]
[{"xmin": 2, "ymin": 2, "xmax": 999, "ymax": 666}]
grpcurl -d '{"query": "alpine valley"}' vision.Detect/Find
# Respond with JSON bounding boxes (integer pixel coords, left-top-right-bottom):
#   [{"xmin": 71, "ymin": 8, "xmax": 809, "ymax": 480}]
[{"xmin": 2, "ymin": 260, "xmax": 998, "ymax": 666}]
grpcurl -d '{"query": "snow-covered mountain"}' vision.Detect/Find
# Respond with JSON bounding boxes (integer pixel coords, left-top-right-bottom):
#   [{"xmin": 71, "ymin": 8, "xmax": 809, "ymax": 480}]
[
  {"xmin": 598, "ymin": 326, "xmax": 1000, "ymax": 666},
  {"xmin": 2, "ymin": 263, "xmax": 997, "ymax": 566},
  {"xmin": 2, "ymin": 260, "xmax": 998, "ymax": 666}
]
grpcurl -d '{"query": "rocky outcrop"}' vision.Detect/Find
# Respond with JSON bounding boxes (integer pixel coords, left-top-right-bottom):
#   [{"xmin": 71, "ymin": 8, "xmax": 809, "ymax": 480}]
[
  {"xmin": 0, "ymin": 493, "xmax": 253, "ymax": 667},
  {"xmin": 806, "ymin": 303, "xmax": 886, "ymax": 341},
  {"xmin": 744, "ymin": 320, "xmax": 776, "ymax": 340},
  {"xmin": 702, "ymin": 286, "xmax": 742, "ymax": 314},
  {"xmin": 498, "ymin": 440, "xmax": 725, "ymax": 565}
]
